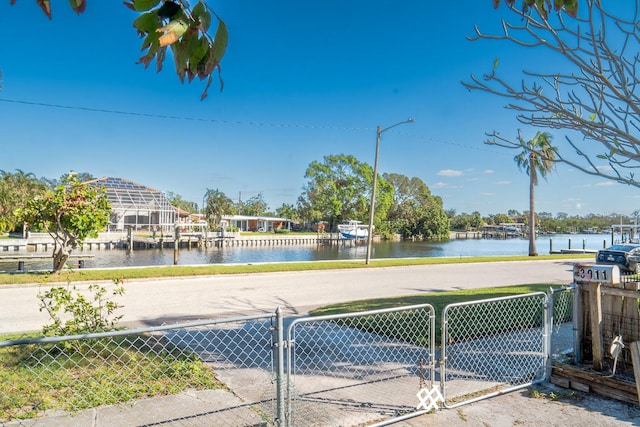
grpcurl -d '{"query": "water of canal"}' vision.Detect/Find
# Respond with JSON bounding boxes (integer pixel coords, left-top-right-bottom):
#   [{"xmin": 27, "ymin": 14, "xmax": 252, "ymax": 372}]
[{"xmin": 0, "ymin": 233, "xmax": 608, "ymax": 272}]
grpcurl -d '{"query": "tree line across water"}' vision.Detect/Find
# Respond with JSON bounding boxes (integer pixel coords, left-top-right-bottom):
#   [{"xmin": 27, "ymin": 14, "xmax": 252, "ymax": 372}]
[
  {"xmin": 448, "ymin": 209, "xmax": 634, "ymax": 235},
  {"xmin": 1, "ymin": 164, "xmax": 627, "ymax": 249},
  {"xmin": 0, "ymin": 154, "xmax": 451, "ymax": 244}
]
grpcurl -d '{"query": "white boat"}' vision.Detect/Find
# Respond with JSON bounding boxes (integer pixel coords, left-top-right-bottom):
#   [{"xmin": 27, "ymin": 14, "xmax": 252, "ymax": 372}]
[{"xmin": 338, "ymin": 220, "xmax": 369, "ymax": 240}]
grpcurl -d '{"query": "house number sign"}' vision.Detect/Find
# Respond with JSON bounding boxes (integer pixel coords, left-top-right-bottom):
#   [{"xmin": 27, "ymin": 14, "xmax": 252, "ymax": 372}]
[{"xmin": 573, "ymin": 263, "xmax": 619, "ymax": 284}]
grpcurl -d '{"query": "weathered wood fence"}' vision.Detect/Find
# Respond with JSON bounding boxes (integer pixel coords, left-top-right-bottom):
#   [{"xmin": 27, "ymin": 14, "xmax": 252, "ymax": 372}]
[{"xmin": 568, "ymin": 264, "xmax": 640, "ymax": 404}]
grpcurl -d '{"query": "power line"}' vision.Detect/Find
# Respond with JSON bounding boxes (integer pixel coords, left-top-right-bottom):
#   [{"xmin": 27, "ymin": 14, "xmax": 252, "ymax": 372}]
[
  {"xmin": 0, "ymin": 97, "xmax": 507, "ymax": 155},
  {"xmin": 0, "ymin": 98, "xmax": 370, "ymax": 132}
]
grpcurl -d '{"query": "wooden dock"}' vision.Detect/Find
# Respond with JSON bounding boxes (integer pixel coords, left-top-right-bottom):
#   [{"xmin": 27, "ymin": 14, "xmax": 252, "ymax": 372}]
[
  {"xmin": 0, "ymin": 254, "xmax": 95, "ymax": 271},
  {"xmin": 0, "ymin": 232, "xmax": 365, "ymax": 254}
]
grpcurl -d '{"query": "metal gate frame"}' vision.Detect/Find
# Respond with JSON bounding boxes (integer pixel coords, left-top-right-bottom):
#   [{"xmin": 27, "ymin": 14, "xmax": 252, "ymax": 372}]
[
  {"xmin": 440, "ymin": 292, "xmax": 550, "ymax": 408},
  {"xmin": 285, "ymin": 304, "xmax": 437, "ymax": 427}
]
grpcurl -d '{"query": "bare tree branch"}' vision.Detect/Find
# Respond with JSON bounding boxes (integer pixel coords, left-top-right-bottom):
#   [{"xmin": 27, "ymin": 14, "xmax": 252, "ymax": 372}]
[{"xmin": 464, "ymin": 0, "xmax": 640, "ymax": 187}]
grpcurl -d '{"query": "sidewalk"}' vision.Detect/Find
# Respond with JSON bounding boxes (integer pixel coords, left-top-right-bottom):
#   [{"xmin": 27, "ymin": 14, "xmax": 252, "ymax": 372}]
[{"xmin": 5, "ymin": 381, "xmax": 639, "ymax": 427}]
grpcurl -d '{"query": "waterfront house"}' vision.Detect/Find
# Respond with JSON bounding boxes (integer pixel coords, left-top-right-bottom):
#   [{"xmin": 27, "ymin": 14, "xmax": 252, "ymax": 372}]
[{"xmin": 85, "ymin": 177, "xmax": 176, "ymax": 232}]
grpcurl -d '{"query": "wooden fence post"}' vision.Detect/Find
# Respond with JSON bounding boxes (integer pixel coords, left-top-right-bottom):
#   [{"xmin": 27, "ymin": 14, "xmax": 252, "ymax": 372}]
[{"xmin": 589, "ymin": 281, "xmax": 604, "ymax": 371}]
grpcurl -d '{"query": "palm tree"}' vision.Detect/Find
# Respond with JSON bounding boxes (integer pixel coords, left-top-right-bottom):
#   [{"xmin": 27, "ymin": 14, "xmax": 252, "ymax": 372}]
[{"xmin": 514, "ymin": 132, "xmax": 556, "ymax": 256}]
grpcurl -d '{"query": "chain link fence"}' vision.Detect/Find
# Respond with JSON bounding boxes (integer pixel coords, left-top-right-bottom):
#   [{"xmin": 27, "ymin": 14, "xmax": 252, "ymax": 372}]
[
  {"xmin": 286, "ymin": 304, "xmax": 436, "ymax": 427},
  {"xmin": 1, "ymin": 314, "xmax": 277, "ymax": 427},
  {"xmin": 2, "ymin": 288, "xmax": 576, "ymax": 426}
]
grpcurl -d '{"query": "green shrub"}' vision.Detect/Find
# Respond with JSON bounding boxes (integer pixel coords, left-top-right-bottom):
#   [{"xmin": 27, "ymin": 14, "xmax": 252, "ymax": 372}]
[{"xmin": 38, "ymin": 278, "xmax": 125, "ymax": 337}]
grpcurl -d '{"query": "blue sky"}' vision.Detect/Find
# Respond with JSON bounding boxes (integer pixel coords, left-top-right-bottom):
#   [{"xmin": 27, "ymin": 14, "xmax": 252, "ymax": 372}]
[{"xmin": 1, "ymin": 1, "xmax": 636, "ymax": 217}]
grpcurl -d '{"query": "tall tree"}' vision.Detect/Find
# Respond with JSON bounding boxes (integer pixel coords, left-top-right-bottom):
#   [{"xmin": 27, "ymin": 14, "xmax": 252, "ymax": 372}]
[
  {"xmin": 275, "ymin": 203, "xmax": 299, "ymax": 221},
  {"xmin": 513, "ymin": 132, "xmax": 556, "ymax": 256},
  {"xmin": 166, "ymin": 191, "xmax": 197, "ymax": 213},
  {"xmin": 297, "ymin": 154, "xmax": 392, "ymax": 231},
  {"xmin": 238, "ymin": 192, "xmax": 268, "ymax": 216},
  {"xmin": 19, "ymin": 174, "xmax": 111, "ymax": 273},
  {"xmin": 464, "ymin": 1, "xmax": 640, "ymax": 188},
  {"xmin": 470, "ymin": 211, "xmax": 483, "ymax": 229},
  {"xmin": 383, "ymin": 173, "xmax": 449, "ymax": 240},
  {"xmin": 0, "ymin": 170, "xmax": 47, "ymax": 233},
  {"xmin": 9, "ymin": 0, "xmax": 228, "ymax": 99},
  {"xmin": 203, "ymin": 188, "xmax": 235, "ymax": 228}
]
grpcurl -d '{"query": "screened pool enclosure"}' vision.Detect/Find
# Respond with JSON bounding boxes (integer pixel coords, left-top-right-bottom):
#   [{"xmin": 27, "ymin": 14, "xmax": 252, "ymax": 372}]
[{"xmin": 86, "ymin": 177, "xmax": 175, "ymax": 232}]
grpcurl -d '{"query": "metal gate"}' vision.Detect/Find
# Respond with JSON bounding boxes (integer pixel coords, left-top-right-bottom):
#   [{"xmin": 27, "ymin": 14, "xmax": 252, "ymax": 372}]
[
  {"xmin": 441, "ymin": 292, "xmax": 549, "ymax": 408},
  {"xmin": 285, "ymin": 304, "xmax": 436, "ymax": 427}
]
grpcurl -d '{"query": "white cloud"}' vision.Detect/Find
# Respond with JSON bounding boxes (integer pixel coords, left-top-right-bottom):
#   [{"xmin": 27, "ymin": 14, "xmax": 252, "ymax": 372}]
[
  {"xmin": 432, "ymin": 182, "xmax": 463, "ymax": 189},
  {"xmin": 437, "ymin": 169, "xmax": 464, "ymax": 177},
  {"xmin": 483, "ymin": 169, "xmax": 495, "ymax": 174},
  {"xmin": 480, "ymin": 192, "xmax": 496, "ymax": 196},
  {"xmin": 494, "ymin": 181, "xmax": 511, "ymax": 185},
  {"xmin": 595, "ymin": 181, "xmax": 615, "ymax": 187}
]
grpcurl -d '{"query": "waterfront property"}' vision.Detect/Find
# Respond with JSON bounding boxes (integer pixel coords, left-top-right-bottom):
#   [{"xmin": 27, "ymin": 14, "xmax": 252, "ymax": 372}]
[
  {"xmin": 221, "ymin": 215, "xmax": 292, "ymax": 232},
  {"xmin": 85, "ymin": 177, "xmax": 176, "ymax": 232}
]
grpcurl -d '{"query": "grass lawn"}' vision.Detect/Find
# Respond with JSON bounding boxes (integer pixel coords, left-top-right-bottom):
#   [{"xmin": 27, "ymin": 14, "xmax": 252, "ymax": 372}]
[
  {"xmin": 0, "ymin": 254, "xmax": 589, "ymax": 286},
  {"xmin": 310, "ymin": 283, "xmax": 554, "ymax": 316},
  {"xmin": 0, "ymin": 333, "xmax": 221, "ymax": 422}
]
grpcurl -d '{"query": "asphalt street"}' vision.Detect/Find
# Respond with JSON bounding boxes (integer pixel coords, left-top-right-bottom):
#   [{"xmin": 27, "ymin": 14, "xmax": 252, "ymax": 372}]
[{"xmin": 0, "ymin": 258, "xmax": 588, "ymax": 334}]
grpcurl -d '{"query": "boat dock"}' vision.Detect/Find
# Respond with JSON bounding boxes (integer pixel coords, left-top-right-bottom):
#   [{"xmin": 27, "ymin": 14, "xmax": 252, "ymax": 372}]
[
  {"xmin": 0, "ymin": 254, "xmax": 95, "ymax": 271},
  {"xmin": 0, "ymin": 232, "xmax": 364, "ymax": 254}
]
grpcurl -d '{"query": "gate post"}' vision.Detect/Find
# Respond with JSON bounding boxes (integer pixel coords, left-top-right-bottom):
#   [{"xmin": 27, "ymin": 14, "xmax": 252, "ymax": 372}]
[
  {"xmin": 545, "ymin": 288, "xmax": 554, "ymax": 380},
  {"xmin": 274, "ymin": 307, "xmax": 286, "ymax": 426}
]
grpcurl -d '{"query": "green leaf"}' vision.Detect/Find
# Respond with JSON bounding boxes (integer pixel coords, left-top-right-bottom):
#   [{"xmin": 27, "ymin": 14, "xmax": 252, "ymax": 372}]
[
  {"xmin": 493, "ymin": 57, "xmax": 499, "ymax": 71},
  {"xmin": 210, "ymin": 20, "xmax": 228, "ymax": 64},
  {"xmin": 189, "ymin": 37, "xmax": 209, "ymax": 75},
  {"xmin": 156, "ymin": 45, "xmax": 166, "ymax": 72},
  {"xmin": 588, "ymin": 113, "xmax": 597, "ymax": 121},
  {"xmin": 133, "ymin": 11, "xmax": 159, "ymax": 34},
  {"xmin": 192, "ymin": 2, "xmax": 211, "ymax": 32},
  {"xmin": 564, "ymin": 0, "xmax": 578, "ymax": 14},
  {"xmin": 130, "ymin": 0, "xmax": 161, "ymax": 12}
]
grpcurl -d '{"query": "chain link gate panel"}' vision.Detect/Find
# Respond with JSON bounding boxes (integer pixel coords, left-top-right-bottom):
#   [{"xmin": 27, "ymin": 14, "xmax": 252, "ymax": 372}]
[
  {"xmin": 1, "ymin": 314, "xmax": 278, "ymax": 427},
  {"xmin": 549, "ymin": 285, "xmax": 575, "ymax": 365},
  {"xmin": 441, "ymin": 292, "xmax": 549, "ymax": 408},
  {"xmin": 285, "ymin": 304, "xmax": 436, "ymax": 427}
]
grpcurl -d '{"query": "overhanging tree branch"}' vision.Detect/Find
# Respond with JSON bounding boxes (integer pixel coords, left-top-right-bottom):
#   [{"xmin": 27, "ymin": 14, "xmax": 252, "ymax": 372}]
[
  {"xmin": 11, "ymin": 0, "xmax": 228, "ymax": 100},
  {"xmin": 465, "ymin": 0, "xmax": 640, "ymax": 187}
]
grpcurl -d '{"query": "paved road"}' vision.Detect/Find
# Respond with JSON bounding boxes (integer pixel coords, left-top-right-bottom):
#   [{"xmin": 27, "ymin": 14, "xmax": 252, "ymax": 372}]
[{"xmin": 0, "ymin": 258, "xmax": 588, "ymax": 334}]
